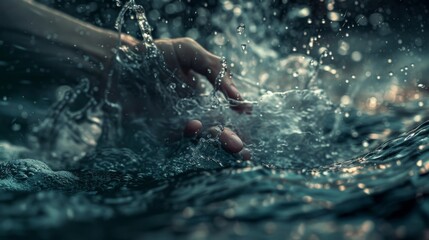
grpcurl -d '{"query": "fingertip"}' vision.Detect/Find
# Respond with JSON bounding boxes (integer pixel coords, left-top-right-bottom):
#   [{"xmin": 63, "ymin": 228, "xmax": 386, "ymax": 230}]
[
  {"xmin": 239, "ymin": 148, "xmax": 251, "ymax": 161},
  {"xmin": 219, "ymin": 128, "xmax": 244, "ymax": 153},
  {"xmin": 184, "ymin": 120, "xmax": 203, "ymax": 138},
  {"xmin": 224, "ymin": 84, "xmax": 242, "ymax": 101}
]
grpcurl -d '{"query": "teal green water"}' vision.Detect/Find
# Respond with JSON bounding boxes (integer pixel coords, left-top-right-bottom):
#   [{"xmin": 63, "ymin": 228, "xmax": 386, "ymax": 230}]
[{"xmin": 0, "ymin": 0, "xmax": 428, "ymax": 239}]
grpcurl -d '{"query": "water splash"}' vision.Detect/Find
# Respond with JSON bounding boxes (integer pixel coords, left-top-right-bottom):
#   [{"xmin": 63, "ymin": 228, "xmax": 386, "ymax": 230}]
[
  {"xmin": 236, "ymin": 23, "xmax": 246, "ymax": 35},
  {"xmin": 0, "ymin": 1, "xmax": 428, "ymax": 239}
]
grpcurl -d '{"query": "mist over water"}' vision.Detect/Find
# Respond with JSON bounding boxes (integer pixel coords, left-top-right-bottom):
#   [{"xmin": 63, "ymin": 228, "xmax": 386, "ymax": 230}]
[{"xmin": 1, "ymin": 0, "xmax": 429, "ymax": 239}]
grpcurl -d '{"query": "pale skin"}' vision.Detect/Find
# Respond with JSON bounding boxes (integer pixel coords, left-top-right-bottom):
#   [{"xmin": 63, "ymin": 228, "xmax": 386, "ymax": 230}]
[{"xmin": 0, "ymin": 0, "xmax": 251, "ymax": 159}]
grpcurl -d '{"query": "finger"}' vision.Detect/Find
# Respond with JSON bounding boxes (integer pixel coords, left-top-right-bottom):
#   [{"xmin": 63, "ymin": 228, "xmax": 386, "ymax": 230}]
[
  {"xmin": 184, "ymin": 120, "xmax": 203, "ymax": 138},
  {"xmin": 208, "ymin": 126, "xmax": 244, "ymax": 154},
  {"xmin": 172, "ymin": 38, "xmax": 252, "ymax": 113}
]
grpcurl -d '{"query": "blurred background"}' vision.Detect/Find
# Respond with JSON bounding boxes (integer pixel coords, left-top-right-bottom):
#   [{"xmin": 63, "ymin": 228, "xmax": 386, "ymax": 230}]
[{"xmin": 36, "ymin": 0, "xmax": 428, "ymax": 112}]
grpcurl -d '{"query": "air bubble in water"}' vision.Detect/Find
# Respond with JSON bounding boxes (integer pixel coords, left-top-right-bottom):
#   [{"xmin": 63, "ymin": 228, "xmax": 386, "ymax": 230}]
[
  {"xmin": 236, "ymin": 23, "xmax": 245, "ymax": 35},
  {"xmin": 168, "ymin": 83, "xmax": 176, "ymax": 90},
  {"xmin": 241, "ymin": 44, "xmax": 247, "ymax": 51}
]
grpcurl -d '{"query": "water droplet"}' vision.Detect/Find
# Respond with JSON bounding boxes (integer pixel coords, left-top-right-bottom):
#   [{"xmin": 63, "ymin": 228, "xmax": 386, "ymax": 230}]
[
  {"xmin": 168, "ymin": 83, "xmax": 176, "ymax": 90},
  {"xmin": 388, "ymin": 71, "xmax": 393, "ymax": 76},
  {"xmin": 292, "ymin": 72, "xmax": 299, "ymax": 77},
  {"xmin": 236, "ymin": 23, "xmax": 245, "ymax": 35},
  {"xmin": 221, "ymin": 57, "xmax": 227, "ymax": 68},
  {"xmin": 211, "ymin": 102, "xmax": 219, "ymax": 109},
  {"xmin": 418, "ymin": 83, "xmax": 425, "ymax": 89},
  {"xmin": 241, "ymin": 44, "xmax": 247, "ymax": 51},
  {"xmin": 323, "ymin": 50, "xmax": 328, "ymax": 57}
]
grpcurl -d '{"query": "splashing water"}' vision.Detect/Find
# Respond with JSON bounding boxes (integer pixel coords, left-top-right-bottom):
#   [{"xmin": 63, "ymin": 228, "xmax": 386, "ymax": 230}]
[{"xmin": 0, "ymin": 0, "xmax": 429, "ymax": 239}]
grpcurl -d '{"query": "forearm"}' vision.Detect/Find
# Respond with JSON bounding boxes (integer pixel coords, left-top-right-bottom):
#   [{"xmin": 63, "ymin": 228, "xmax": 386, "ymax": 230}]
[{"xmin": 0, "ymin": 0, "xmax": 129, "ymax": 76}]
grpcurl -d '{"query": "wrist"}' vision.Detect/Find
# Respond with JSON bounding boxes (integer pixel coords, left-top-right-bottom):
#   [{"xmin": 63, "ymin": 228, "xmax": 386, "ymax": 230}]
[{"xmin": 80, "ymin": 30, "xmax": 142, "ymax": 78}]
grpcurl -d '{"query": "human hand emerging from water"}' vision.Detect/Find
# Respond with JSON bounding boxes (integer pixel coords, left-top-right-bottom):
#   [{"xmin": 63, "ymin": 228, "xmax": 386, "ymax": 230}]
[
  {"xmin": 154, "ymin": 38, "xmax": 251, "ymax": 112},
  {"xmin": 153, "ymin": 38, "xmax": 252, "ymax": 159},
  {"xmin": 1, "ymin": 0, "xmax": 251, "ymax": 159}
]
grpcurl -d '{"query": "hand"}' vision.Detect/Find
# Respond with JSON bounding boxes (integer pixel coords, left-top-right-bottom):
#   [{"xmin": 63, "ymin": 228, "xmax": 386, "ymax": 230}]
[
  {"xmin": 155, "ymin": 38, "xmax": 251, "ymax": 113},
  {"xmin": 154, "ymin": 38, "xmax": 252, "ymax": 159}
]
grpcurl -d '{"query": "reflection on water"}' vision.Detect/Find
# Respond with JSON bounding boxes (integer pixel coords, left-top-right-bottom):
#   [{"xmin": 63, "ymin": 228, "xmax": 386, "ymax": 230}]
[{"xmin": 1, "ymin": 0, "xmax": 429, "ymax": 239}]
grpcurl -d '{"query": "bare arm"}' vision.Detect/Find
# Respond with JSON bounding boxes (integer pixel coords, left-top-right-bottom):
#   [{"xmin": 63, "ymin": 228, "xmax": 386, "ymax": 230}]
[{"xmin": 0, "ymin": 0, "xmax": 123, "ymax": 77}]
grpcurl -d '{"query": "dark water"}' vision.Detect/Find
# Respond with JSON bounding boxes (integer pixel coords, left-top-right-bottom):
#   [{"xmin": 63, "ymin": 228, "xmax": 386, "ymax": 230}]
[{"xmin": 1, "ymin": 0, "xmax": 429, "ymax": 239}]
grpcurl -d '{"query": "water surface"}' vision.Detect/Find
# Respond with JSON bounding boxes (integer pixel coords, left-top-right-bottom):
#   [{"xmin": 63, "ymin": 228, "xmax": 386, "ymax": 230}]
[{"xmin": 0, "ymin": 0, "xmax": 428, "ymax": 239}]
